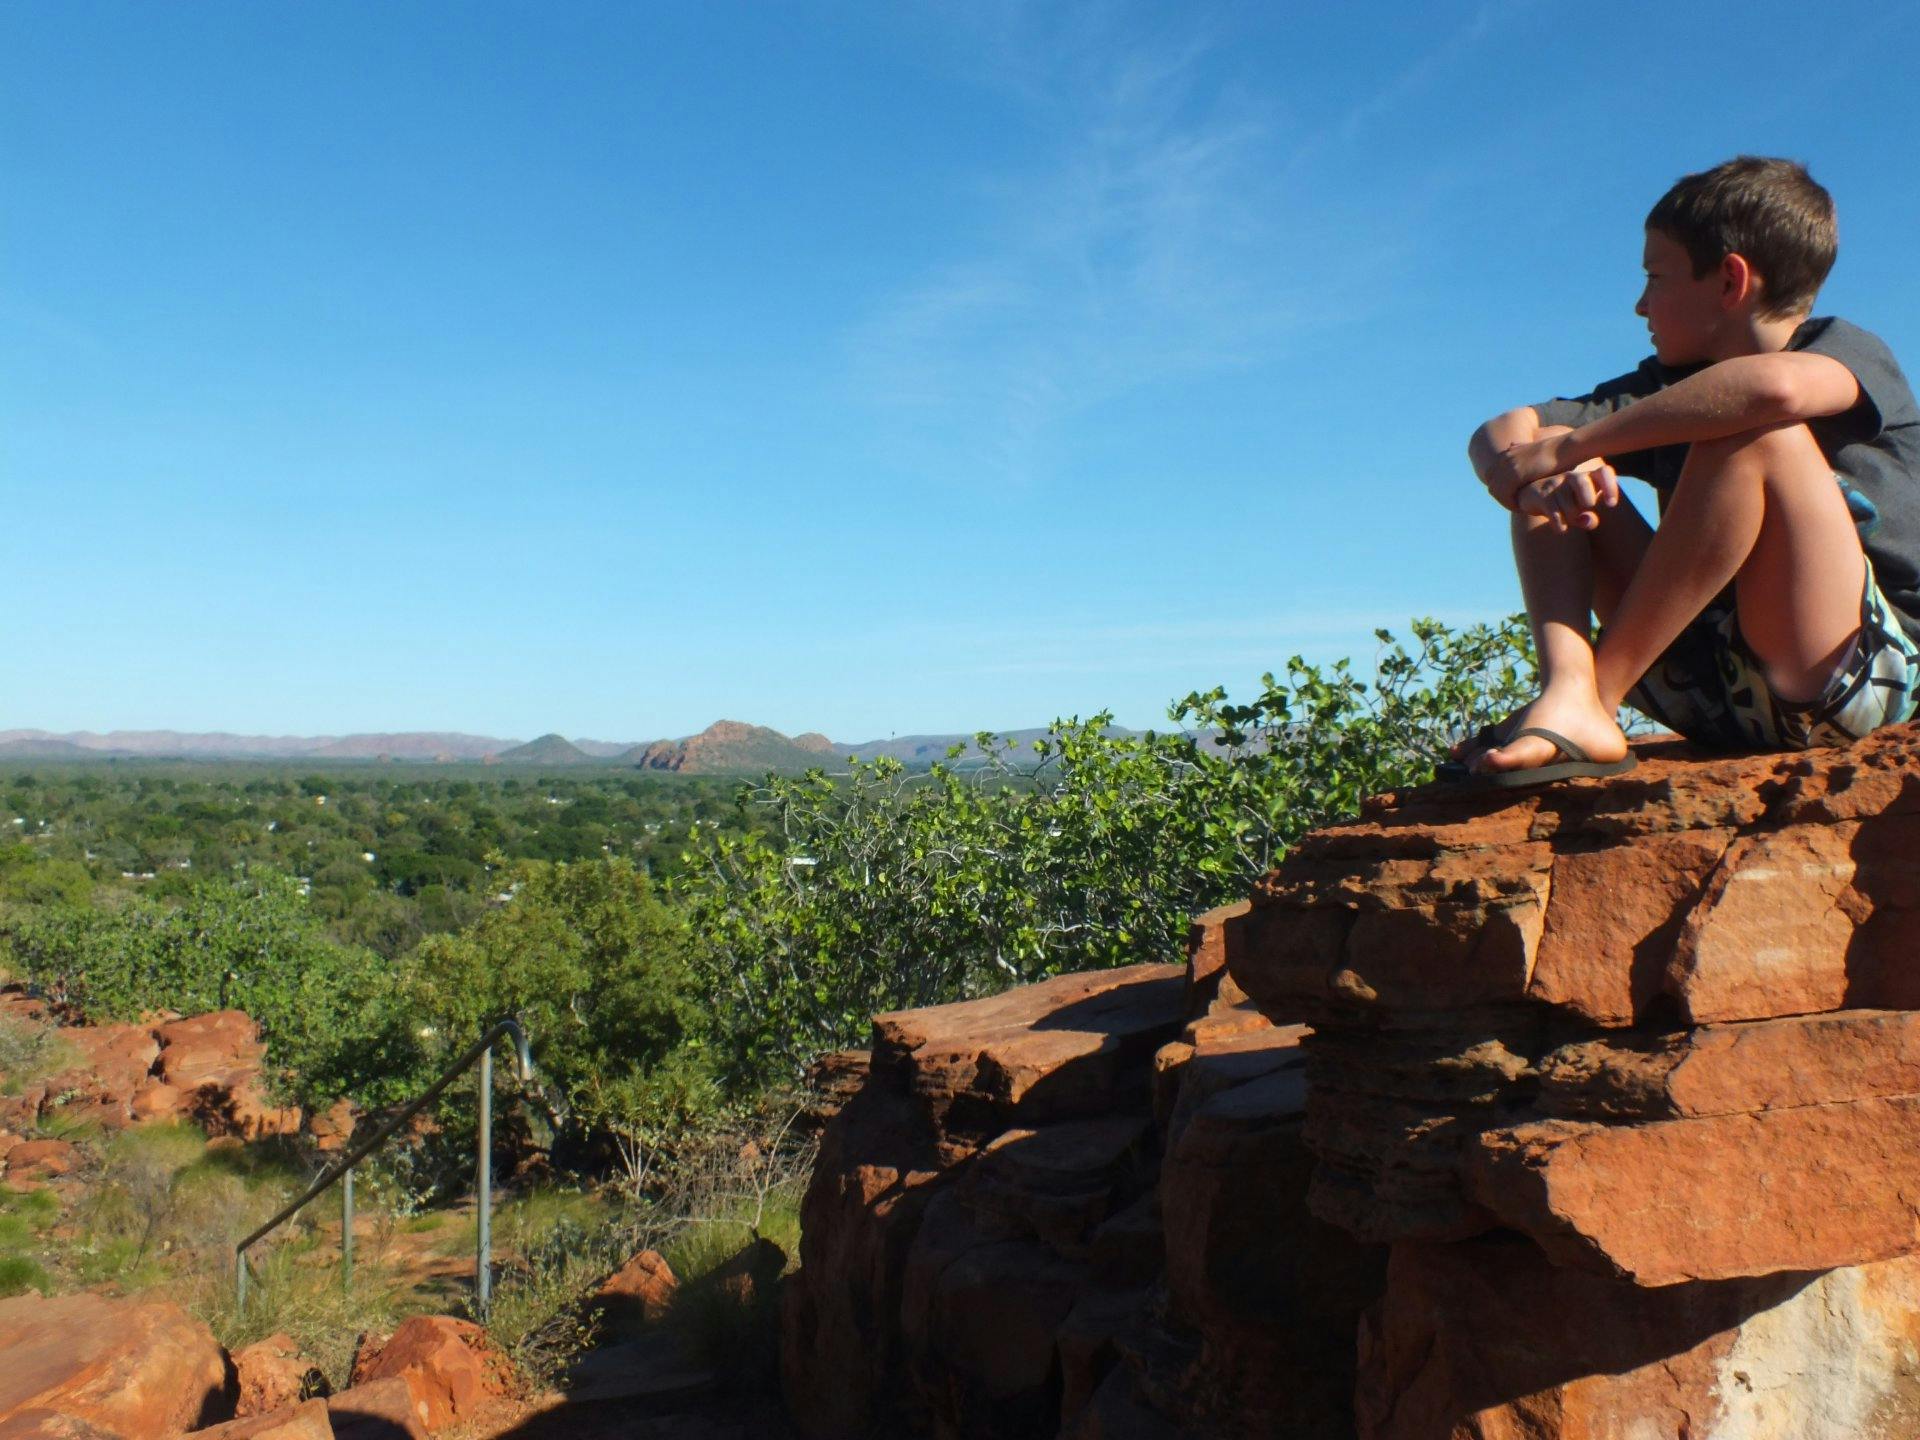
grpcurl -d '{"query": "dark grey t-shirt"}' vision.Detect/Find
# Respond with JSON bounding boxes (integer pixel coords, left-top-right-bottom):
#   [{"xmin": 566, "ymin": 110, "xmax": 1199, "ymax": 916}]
[{"xmin": 1532, "ymin": 317, "xmax": 1920, "ymax": 641}]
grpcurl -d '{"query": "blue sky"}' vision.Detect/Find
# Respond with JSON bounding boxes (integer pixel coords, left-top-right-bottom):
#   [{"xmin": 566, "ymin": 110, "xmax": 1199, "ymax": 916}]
[{"xmin": 7, "ymin": 1, "xmax": 1919, "ymax": 742}]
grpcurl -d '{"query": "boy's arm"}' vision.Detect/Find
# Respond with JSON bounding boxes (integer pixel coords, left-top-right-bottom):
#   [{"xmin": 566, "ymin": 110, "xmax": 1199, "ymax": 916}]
[
  {"xmin": 1469, "ymin": 410, "xmax": 1585, "ymax": 508},
  {"xmin": 1491, "ymin": 352, "xmax": 1860, "ymax": 498},
  {"xmin": 1468, "ymin": 406, "xmax": 1544, "ymax": 487}
]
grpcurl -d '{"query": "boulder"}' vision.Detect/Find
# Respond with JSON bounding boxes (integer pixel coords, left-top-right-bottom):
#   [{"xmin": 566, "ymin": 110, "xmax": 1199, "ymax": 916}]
[
  {"xmin": 231, "ymin": 1335, "xmax": 330, "ymax": 1419},
  {"xmin": 130, "ymin": 1082, "xmax": 188, "ymax": 1122},
  {"xmin": 50, "ymin": 1025, "xmax": 161, "ymax": 1125},
  {"xmin": 3, "ymin": 1141, "xmax": 77, "ymax": 1183},
  {"xmin": 872, "ymin": 962, "xmax": 1186, "ymax": 1154},
  {"xmin": 155, "ymin": 1012, "xmax": 265, "ymax": 1092},
  {"xmin": 187, "ymin": 1400, "xmax": 334, "ymax": 1440},
  {"xmin": 1158, "ymin": 1064, "xmax": 1385, "ymax": 1437},
  {"xmin": 779, "ymin": 1077, "xmax": 946, "ymax": 1439},
  {"xmin": 0, "ymin": 1292, "xmax": 234, "ymax": 1437},
  {"xmin": 900, "ymin": 1190, "xmax": 1087, "ymax": 1438},
  {"xmin": 799, "ymin": 1049, "xmax": 869, "ymax": 1132},
  {"xmin": 348, "ymin": 1317, "xmax": 510, "ymax": 1432},
  {"xmin": 324, "ymin": 1379, "xmax": 425, "ymax": 1440},
  {"xmin": 594, "ymin": 1249, "xmax": 678, "ymax": 1330},
  {"xmin": 306, "ymin": 1100, "xmax": 357, "ymax": 1155},
  {"xmin": 708, "ymin": 1237, "xmax": 786, "ymax": 1311},
  {"xmin": 1534, "ymin": 1007, "xmax": 1920, "ymax": 1119},
  {"xmin": 194, "ymin": 1080, "xmax": 301, "ymax": 1143}
]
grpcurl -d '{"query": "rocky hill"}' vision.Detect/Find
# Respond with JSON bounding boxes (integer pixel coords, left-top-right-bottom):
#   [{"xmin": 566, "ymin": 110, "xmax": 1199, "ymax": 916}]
[
  {"xmin": 783, "ymin": 725, "xmax": 1920, "ymax": 1438},
  {"xmin": 488, "ymin": 733, "xmax": 596, "ymax": 766},
  {"xmin": 622, "ymin": 721, "xmax": 841, "ymax": 774}
]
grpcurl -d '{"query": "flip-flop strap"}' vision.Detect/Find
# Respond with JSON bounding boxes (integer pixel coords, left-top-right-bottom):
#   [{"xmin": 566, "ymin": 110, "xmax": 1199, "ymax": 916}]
[{"xmin": 1503, "ymin": 726, "xmax": 1589, "ymax": 764}]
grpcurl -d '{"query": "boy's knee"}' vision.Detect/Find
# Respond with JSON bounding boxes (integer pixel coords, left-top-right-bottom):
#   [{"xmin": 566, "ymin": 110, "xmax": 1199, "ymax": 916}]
[{"xmin": 1689, "ymin": 422, "xmax": 1825, "ymax": 475}]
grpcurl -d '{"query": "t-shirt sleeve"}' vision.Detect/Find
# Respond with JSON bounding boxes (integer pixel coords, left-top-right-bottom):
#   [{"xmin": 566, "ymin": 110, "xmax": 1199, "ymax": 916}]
[
  {"xmin": 1531, "ymin": 359, "xmax": 1665, "ymax": 429},
  {"xmin": 1532, "ymin": 357, "xmax": 1686, "ymax": 487},
  {"xmin": 1793, "ymin": 317, "xmax": 1907, "ymax": 449}
]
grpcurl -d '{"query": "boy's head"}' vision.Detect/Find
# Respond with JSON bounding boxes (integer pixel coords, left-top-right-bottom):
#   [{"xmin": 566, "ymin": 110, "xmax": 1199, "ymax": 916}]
[{"xmin": 1639, "ymin": 157, "xmax": 1836, "ymax": 362}]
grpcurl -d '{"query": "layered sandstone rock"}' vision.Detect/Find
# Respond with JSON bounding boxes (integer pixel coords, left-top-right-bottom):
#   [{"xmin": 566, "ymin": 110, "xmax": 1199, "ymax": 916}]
[
  {"xmin": 1223, "ymin": 730, "xmax": 1920, "ymax": 1278},
  {"xmin": 1218, "ymin": 726, "xmax": 1920, "ymax": 1436},
  {"xmin": 783, "ymin": 963, "xmax": 1186, "ymax": 1438},
  {"xmin": 1357, "ymin": 1238, "xmax": 1920, "ymax": 1440}
]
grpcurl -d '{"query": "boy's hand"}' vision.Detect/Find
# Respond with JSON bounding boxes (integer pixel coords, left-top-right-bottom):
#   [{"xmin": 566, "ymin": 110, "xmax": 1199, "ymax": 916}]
[
  {"xmin": 1516, "ymin": 458, "xmax": 1621, "ymax": 532},
  {"xmin": 1483, "ymin": 432, "xmax": 1579, "ymax": 508}
]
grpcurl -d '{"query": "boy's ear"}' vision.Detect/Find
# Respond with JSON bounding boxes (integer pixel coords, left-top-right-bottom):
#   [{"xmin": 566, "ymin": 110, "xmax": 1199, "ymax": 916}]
[{"xmin": 1718, "ymin": 251, "xmax": 1762, "ymax": 311}]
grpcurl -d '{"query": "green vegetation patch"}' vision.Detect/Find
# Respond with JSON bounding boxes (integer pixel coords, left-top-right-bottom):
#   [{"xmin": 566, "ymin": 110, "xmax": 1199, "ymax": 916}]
[{"xmin": 0, "ymin": 1254, "xmax": 52, "ymax": 1297}]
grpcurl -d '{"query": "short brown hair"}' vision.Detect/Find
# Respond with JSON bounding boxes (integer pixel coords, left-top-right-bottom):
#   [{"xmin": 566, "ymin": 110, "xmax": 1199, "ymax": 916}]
[{"xmin": 1646, "ymin": 157, "xmax": 1837, "ymax": 318}]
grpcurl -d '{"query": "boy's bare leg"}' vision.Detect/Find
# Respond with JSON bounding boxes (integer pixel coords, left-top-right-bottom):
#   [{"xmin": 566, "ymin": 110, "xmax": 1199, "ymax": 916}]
[
  {"xmin": 1479, "ymin": 423, "xmax": 1864, "ymax": 773},
  {"xmin": 1465, "ymin": 500, "xmax": 1650, "ymax": 770}
]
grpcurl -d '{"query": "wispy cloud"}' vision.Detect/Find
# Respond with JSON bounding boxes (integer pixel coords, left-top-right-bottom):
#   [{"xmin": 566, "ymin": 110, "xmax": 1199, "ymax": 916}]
[
  {"xmin": 847, "ymin": 5, "xmax": 1307, "ymax": 484},
  {"xmin": 1328, "ymin": 0, "xmax": 1524, "ymax": 149},
  {"xmin": 846, "ymin": 2, "xmax": 1524, "ymax": 487}
]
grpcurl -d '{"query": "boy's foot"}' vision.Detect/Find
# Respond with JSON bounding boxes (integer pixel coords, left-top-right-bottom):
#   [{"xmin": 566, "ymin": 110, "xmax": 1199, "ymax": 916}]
[
  {"xmin": 1472, "ymin": 692, "xmax": 1628, "ymax": 776},
  {"xmin": 1449, "ymin": 716, "xmax": 1519, "ymax": 765}
]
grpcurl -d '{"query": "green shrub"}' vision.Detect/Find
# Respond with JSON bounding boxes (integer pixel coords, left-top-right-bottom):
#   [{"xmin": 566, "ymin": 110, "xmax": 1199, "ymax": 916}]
[
  {"xmin": 401, "ymin": 859, "xmax": 715, "ymax": 1148},
  {"xmin": 203, "ymin": 1243, "xmax": 406, "ymax": 1390},
  {"xmin": 480, "ymin": 1216, "xmax": 610, "ymax": 1395},
  {"xmin": 679, "ymin": 617, "xmax": 1536, "ymax": 1082},
  {"xmin": 0, "ymin": 1015, "xmax": 75, "ymax": 1096},
  {"xmin": 0, "ymin": 872, "xmax": 424, "ymax": 1110}
]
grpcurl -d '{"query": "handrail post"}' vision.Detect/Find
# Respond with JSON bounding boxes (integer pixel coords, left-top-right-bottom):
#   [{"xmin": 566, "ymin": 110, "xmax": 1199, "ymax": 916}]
[
  {"xmin": 232, "ymin": 1017, "xmax": 533, "ymax": 1320},
  {"xmin": 342, "ymin": 1167, "xmax": 355, "ymax": 1290},
  {"xmin": 477, "ymin": 1044, "xmax": 493, "ymax": 1320}
]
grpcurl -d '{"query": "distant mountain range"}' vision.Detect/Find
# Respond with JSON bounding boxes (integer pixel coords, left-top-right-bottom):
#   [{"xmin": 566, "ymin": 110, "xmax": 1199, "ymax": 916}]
[
  {"xmin": 0, "ymin": 730, "xmax": 507, "ymax": 761},
  {"xmin": 0, "ymin": 721, "xmax": 1146, "ymax": 773}
]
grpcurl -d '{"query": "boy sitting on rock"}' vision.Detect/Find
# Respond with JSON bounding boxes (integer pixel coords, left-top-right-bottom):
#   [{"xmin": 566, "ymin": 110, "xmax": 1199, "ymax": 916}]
[{"xmin": 1460, "ymin": 156, "xmax": 1920, "ymax": 785}]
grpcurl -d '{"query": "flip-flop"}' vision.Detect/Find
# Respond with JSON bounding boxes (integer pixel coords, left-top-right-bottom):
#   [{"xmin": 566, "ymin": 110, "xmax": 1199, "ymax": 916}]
[
  {"xmin": 1434, "ymin": 720, "xmax": 1517, "ymax": 783},
  {"xmin": 1451, "ymin": 726, "xmax": 1637, "ymax": 789}
]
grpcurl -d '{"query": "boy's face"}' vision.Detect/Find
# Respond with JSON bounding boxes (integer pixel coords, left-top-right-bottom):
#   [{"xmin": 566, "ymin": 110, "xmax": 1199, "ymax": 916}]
[{"xmin": 1636, "ymin": 229, "xmax": 1726, "ymax": 365}]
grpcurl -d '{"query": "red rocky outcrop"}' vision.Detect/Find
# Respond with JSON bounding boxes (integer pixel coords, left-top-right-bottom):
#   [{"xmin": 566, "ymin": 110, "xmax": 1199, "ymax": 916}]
[
  {"xmin": 790, "ymin": 725, "xmax": 1920, "ymax": 1438},
  {"xmin": 1220, "ymin": 725, "xmax": 1920, "ymax": 1434},
  {"xmin": 0, "ymin": 1003, "xmax": 297, "ymax": 1147}
]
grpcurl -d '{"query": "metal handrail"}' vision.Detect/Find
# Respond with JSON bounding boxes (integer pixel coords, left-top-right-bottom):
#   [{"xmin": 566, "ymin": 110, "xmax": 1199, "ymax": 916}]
[{"xmin": 235, "ymin": 1017, "xmax": 534, "ymax": 1321}]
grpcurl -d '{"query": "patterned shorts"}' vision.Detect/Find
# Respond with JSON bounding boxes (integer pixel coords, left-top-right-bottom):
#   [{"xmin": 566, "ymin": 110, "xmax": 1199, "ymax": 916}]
[{"xmin": 1627, "ymin": 559, "xmax": 1920, "ymax": 750}]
